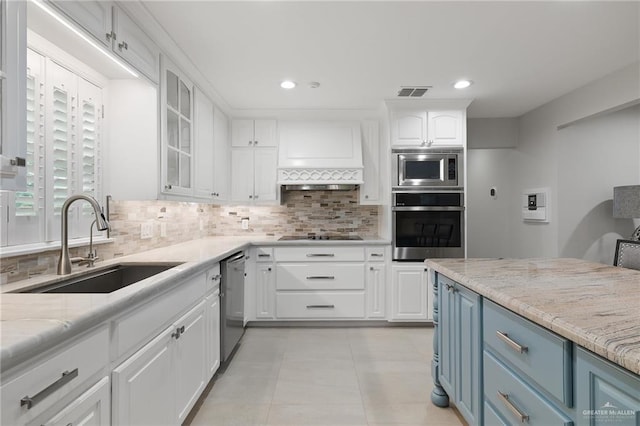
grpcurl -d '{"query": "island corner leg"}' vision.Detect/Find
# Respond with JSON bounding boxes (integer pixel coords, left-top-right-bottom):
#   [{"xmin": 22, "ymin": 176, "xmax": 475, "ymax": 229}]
[{"xmin": 429, "ymin": 270, "xmax": 450, "ymax": 407}]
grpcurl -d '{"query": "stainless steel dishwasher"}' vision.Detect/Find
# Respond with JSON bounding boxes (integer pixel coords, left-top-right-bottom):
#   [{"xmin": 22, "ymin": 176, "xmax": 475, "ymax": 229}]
[{"xmin": 220, "ymin": 251, "xmax": 246, "ymax": 363}]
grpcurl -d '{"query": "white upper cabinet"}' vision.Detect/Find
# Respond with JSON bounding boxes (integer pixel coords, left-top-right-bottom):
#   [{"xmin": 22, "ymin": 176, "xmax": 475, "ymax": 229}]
[
  {"xmin": 111, "ymin": 6, "xmax": 160, "ymax": 83},
  {"xmin": 391, "ymin": 110, "xmax": 427, "ymax": 146},
  {"xmin": 49, "ymin": 1, "xmax": 160, "ymax": 83},
  {"xmin": 230, "ymin": 147, "xmax": 278, "ymax": 203},
  {"xmin": 212, "ymin": 106, "xmax": 230, "ymax": 202},
  {"xmin": 360, "ymin": 120, "xmax": 381, "ymax": 205},
  {"xmin": 231, "ymin": 118, "xmax": 278, "ymax": 204},
  {"xmin": 391, "ymin": 109, "xmax": 465, "ymax": 148},
  {"xmin": 49, "ymin": 0, "xmax": 113, "ymax": 47},
  {"xmin": 193, "ymin": 86, "xmax": 214, "ymax": 199},
  {"xmin": 231, "ymin": 119, "xmax": 277, "ymax": 147},
  {"xmin": 161, "ymin": 57, "xmax": 193, "ymax": 197},
  {"xmin": 428, "ymin": 110, "xmax": 464, "ymax": 147}
]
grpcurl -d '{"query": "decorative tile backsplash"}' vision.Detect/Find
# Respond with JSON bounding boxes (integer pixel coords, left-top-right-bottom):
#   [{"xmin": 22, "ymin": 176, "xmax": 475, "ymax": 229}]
[{"xmin": 1, "ymin": 190, "xmax": 379, "ymax": 284}]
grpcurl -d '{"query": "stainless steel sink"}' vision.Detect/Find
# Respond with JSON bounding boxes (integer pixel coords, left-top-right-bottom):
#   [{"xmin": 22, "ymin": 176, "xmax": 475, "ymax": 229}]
[{"xmin": 18, "ymin": 263, "xmax": 183, "ymax": 294}]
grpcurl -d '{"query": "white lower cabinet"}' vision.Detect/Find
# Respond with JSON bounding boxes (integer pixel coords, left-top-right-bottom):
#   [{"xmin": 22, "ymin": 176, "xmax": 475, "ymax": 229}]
[
  {"xmin": 256, "ymin": 263, "xmax": 276, "ymax": 319},
  {"xmin": 366, "ymin": 262, "xmax": 386, "ymax": 318},
  {"xmin": 390, "ymin": 263, "xmax": 430, "ymax": 321},
  {"xmin": 1, "ymin": 326, "xmax": 110, "ymax": 426},
  {"xmin": 112, "ymin": 326, "xmax": 174, "ymax": 426},
  {"xmin": 205, "ymin": 290, "xmax": 221, "ymax": 380},
  {"xmin": 38, "ymin": 376, "xmax": 110, "ymax": 426},
  {"xmin": 175, "ymin": 301, "xmax": 207, "ymax": 424},
  {"xmin": 112, "ymin": 298, "xmax": 208, "ymax": 425}
]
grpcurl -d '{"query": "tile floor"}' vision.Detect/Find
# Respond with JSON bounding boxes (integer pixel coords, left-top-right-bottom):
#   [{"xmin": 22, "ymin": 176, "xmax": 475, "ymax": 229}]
[{"xmin": 188, "ymin": 327, "xmax": 464, "ymax": 426}]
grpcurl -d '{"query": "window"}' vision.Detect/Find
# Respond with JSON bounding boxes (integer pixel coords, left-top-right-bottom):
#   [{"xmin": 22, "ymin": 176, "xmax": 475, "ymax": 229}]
[{"xmin": 4, "ymin": 47, "xmax": 103, "ymax": 247}]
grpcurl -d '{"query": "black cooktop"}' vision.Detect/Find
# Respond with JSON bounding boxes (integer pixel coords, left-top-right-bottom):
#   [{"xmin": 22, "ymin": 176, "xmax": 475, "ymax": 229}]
[{"xmin": 278, "ymin": 235, "xmax": 363, "ymax": 241}]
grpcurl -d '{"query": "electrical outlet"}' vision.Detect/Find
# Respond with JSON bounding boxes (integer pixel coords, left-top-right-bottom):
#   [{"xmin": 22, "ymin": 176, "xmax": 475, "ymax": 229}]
[
  {"xmin": 160, "ymin": 222, "xmax": 167, "ymax": 237},
  {"xmin": 241, "ymin": 217, "xmax": 249, "ymax": 230},
  {"xmin": 141, "ymin": 222, "xmax": 154, "ymax": 239}
]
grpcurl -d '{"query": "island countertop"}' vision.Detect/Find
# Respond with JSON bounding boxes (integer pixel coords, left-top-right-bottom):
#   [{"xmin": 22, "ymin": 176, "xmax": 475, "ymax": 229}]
[{"xmin": 425, "ymin": 258, "xmax": 640, "ymax": 375}]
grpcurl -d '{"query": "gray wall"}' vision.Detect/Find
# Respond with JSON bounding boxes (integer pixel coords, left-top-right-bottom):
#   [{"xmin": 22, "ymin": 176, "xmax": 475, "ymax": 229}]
[{"xmin": 467, "ymin": 63, "xmax": 640, "ymax": 263}]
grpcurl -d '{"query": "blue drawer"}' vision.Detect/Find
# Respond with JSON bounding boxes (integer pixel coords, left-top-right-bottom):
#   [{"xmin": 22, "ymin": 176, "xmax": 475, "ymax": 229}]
[
  {"xmin": 484, "ymin": 350, "xmax": 574, "ymax": 426},
  {"xmin": 484, "ymin": 401, "xmax": 509, "ymax": 426},
  {"xmin": 483, "ymin": 300, "xmax": 572, "ymax": 407}
]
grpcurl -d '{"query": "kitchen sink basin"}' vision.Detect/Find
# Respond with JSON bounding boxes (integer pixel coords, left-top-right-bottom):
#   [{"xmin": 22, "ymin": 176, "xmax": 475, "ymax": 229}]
[{"xmin": 18, "ymin": 263, "xmax": 183, "ymax": 294}]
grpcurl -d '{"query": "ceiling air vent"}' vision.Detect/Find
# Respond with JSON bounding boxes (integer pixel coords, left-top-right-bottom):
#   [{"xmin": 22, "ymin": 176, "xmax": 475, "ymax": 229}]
[{"xmin": 397, "ymin": 86, "xmax": 431, "ymax": 97}]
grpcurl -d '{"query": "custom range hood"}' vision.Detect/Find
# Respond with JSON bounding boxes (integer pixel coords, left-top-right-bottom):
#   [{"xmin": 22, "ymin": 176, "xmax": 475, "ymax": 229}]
[{"xmin": 278, "ymin": 121, "xmax": 365, "ymax": 191}]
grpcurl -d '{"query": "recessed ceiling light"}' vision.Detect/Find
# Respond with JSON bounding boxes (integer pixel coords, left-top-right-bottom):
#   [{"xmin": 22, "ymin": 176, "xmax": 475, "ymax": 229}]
[
  {"xmin": 454, "ymin": 80, "xmax": 472, "ymax": 89},
  {"xmin": 280, "ymin": 80, "xmax": 296, "ymax": 89}
]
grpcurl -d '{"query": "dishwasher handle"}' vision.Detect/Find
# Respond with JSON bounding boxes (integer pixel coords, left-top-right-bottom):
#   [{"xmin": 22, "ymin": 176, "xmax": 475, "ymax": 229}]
[{"xmin": 225, "ymin": 252, "xmax": 245, "ymax": 263}]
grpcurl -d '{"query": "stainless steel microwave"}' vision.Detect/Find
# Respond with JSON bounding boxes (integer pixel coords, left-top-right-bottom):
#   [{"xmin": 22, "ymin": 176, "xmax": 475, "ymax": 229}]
[{"xmin": 392, "ymin": 149, "xmax": 462, "ymax": 188}]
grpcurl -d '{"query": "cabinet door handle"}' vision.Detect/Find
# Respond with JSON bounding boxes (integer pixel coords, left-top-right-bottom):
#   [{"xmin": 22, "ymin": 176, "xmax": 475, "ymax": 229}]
[
  {"xmin": 496, "ymin": 331, "xmax": 528, "ymax": 354},
  {"xmin": 248, "ymin": 141, "xmax": 253, "ymax": 145},
  {"xmin": 497, "ymin": 391, "xmax": 529, "ymax": 423},
  {"xmin": 306, "ymin": 305, "xmax": 335, "ymax": 309},
  {"xmin": 20, "ymin": 368, "xmax": 79, "ymax": 409},
  {"xmin": 172, "ymin": 329, "xmax": 181, "ymax": 339},
  {"xmin": 306, "ymin": 253, "xmax": 335, "ymax": 257},
  {"xmin": 118, "ymin": 41, "xmax": 128, "ymax": 50},
  {"xmin": 306, "ymin": 276, "xmax": 335, "ymax": 280}
]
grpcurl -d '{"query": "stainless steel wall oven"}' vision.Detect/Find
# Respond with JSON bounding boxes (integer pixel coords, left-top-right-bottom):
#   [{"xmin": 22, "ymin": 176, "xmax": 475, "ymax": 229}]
[{"xmin": 392, "ymin": 191, "xmax": 464, "ymax": 261}]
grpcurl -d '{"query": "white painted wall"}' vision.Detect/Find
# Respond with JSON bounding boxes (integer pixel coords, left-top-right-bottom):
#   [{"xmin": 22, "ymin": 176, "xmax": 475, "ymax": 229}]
[
  {"xmin": 557, "ymin": 105, "xmax": 640, "ymax": 264},
  {"xmin": 105, "ymin": 79, "xmax": 159, "ymax": 200},
  {"xmin": 467, "ymin": 63, "xmax": 640, "ymax": 262},
  {"xmin": 466, "ymin": 149, "xmax": 515, "ymax": 258}
]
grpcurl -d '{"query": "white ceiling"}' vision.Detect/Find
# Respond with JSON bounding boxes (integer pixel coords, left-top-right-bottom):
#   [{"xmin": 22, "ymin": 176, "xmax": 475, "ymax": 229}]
[{"xmin": 142, "ymin": 1, "xmax": 639, "ymax": 118}]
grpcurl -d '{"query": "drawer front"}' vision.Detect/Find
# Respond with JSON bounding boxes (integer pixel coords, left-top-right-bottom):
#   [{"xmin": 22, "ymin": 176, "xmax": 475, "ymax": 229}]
[
  {"xmin": 276, "ymin": 263, "xmax": 365, "ymax": 290},
  {"xmin": 276, "ymin": 292, "xmax": 365, "ymax": 318},
  {"xmin": 366, "ymin": 247, "xmax": 386, "ymax": 262},
  {"xmin": 484, "ymin": 401, "xmax": 509, "ymax": 426},
  {"xmin": 255, "ymin": 247, "xmax": 274, "ymax": 262},
  {"xmin": 275, "ymin": 246, "xmax": 365, "ymax": 262},
  {"xmin": 483, "ymin": 300, "xmax": 572, "ymax": 406},
  {"xmin": 484, "ymin": 351, "xmax": 573, "ymax": 426},
  {"xmin": 1, "ymin": 326, "xmax": 109, "ymax": 425},
  {"xmin": 114, "ymin": 272, "xmax": 206, "ymax": 359}
]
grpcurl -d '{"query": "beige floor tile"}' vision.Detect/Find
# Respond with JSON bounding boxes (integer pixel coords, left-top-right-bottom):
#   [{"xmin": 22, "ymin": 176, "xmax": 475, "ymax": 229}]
[
  {"xmin": 364, "ymin": 402, "xmax": 464, "ymax": 425},
  {"xmin": 357, "ymin": 372, "xmax": 432, "ymax": 405},
  {"xmin": 267, "ymin": 404, "xmax": 367, "ymax": 425},
  {"xmin": 190, "ymin": 403, "xmax": 270, "ymax": 426},
  {"xmin": 190, "ymin": 327, "xmax": 462, "ymax": 426},
  {"xmin": 272, "ymin": 378, "xmax": 363, "ymax": 405},
  {"xmin": 207, "ymin": 376, "xmax": 278, "ymax": 404}
]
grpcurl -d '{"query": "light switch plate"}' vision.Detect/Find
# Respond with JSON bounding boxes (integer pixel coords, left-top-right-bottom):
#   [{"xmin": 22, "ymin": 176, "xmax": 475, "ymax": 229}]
[{"xmin": 141, "ymin": 222, "xmax": 154, "ymax": 239}]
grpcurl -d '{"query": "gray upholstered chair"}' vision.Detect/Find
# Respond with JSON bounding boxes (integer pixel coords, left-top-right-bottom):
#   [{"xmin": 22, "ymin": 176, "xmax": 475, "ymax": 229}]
[{"xmin": 614, "ymin": 239, "xmax": 640, "ymax": 271}]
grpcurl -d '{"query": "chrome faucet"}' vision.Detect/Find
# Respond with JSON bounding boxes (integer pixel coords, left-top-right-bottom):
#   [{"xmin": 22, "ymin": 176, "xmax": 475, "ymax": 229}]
[{"xmin": 57, "ymin": 195, "xmax": 109, "ymax": 275}]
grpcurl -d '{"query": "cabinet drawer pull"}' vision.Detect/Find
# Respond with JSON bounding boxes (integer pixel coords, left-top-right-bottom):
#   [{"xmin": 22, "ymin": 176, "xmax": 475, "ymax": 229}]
[
  {"xmin": 258, "ymin": 254, "xmax": 271, "ymax": 258},
  {"xmin": 306, "ymin": 305, "xmax": 335, "ymax": 309},
  {"xmin": 20, "ymin": 368, "xmax": 79, "ymax": 409},
  {"xmin": 497, "ymin": 391, "xmax": 529, "ymax": 423},
  {"xmin": 306, "ymin": 276, "xmax": 335, "ymax": 280},
  {"xmin": 370, "ymin": 253, "xmax": 383, "ymax": 257},
  {"xmin": 496, "ymin": 331, "xmax": 528, "ymax": 354},
  {"xmin": 306, "ymin": 254, "xmax": 335, "ymax": 257}
]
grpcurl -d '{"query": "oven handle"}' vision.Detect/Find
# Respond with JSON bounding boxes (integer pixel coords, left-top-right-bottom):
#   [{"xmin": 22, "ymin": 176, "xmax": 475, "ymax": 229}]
[
  {"xmin": 392, "ymin": 206, "xmax": 464, "ymax": 212},
  {"xmin": 392, "ymin": 188, "xmax": 464, "ymax": 194}
]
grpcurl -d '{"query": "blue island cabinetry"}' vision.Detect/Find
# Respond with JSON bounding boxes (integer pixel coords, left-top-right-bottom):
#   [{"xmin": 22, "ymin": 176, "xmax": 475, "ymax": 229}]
[{"xmin": 431, "ymin": 271, "xmax": 640, "ymax": 426}]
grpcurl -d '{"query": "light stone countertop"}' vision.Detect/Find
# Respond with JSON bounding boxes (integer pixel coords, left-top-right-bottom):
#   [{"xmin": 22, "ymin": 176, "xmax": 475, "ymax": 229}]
[
  {"xmin": 0, "ymin": 236, "xmax": 389, "ymax": 372},
  {"xmin": 425, "ymin": 258, "xmax": 640, "ymax": 375}
]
